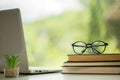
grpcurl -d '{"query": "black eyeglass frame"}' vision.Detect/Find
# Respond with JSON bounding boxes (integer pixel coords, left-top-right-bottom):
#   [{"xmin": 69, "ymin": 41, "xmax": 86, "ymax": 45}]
[{"xmin": 71, "ymin": 40, "xmax": 108, "ymax": 54}]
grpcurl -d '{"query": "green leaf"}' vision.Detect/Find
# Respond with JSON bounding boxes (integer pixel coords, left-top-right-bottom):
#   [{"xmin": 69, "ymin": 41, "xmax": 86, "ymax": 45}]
[{"xmin": 5, "ymin": 55, "xmax": 20, "ymax": 68}]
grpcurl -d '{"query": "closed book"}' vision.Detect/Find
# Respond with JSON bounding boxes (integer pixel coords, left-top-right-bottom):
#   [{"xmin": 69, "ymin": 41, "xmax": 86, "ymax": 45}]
[
  {"xmin": 62, "ymin": 66, "xmax": 120, "ymax": 74},
  {"xmin": 68, "ymin": 54, "xmax": 120, "ymax": 61},
  {"xmin": 63, "ymin": 61, "xmax": 120, "ymax": 67}
]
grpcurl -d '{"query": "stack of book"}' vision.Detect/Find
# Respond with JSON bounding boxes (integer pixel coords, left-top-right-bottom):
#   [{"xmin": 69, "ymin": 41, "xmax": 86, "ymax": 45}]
[{"xmin": 62, "ymin": 54, "xmax": 120, "ymax": 74}]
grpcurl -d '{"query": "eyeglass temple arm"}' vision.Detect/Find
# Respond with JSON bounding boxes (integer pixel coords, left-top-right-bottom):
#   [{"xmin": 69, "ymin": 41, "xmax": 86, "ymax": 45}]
[
  {"xmin": 92, "ymin": 48, "xmax": 101, "ymax": 54},
  {"xmin": 81, "ymin": 49, "xmax": 86, "ymax": 53}
]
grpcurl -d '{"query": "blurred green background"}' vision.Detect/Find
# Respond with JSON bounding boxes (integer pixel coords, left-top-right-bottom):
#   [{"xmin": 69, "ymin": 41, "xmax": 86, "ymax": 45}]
[{"xmin": 1, "ymin": 0, "xmax": 120, "ymax": 67}]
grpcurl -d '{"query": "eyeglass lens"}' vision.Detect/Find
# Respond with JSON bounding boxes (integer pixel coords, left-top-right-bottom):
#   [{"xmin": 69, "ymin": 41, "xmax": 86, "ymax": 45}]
[
  {"xmin": 72, "ymin": 41, "xmax": 86, "ymax": 54},
  {"xmin": 92, "ymin": 41, "xmax": 106, "ymax": 53}
]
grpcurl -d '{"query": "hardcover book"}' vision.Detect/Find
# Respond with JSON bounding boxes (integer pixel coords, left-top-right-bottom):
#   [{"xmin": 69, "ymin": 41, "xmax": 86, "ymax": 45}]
[
  {"xmin": 62, "ymin": 66, "xmax": 120, "ymax": 74},
  {"xmin": 63, "ymin": 61, "xmax": 120, "ymax": 67},
  {"xmin": 68, "ymin": 54, "xmax": 120, "ymax": 61}
]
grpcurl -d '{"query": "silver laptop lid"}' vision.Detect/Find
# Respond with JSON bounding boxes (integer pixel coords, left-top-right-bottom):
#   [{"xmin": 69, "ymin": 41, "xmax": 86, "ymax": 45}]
[{"xmin": 0, "ymin": 8, "xmax": 29, "ymax": 73}]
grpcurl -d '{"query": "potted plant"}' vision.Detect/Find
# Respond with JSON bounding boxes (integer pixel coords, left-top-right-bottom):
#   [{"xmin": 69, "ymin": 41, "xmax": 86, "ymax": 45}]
[{"xmin": 4, "ymin": 55, "xmax": 20, "ymax": 77}]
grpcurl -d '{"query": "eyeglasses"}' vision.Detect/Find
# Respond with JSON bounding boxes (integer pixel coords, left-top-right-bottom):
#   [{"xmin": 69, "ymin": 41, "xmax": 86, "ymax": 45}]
[{"xmin": 72, "ymin": 40, "xmax": 108, "ymax": 54}]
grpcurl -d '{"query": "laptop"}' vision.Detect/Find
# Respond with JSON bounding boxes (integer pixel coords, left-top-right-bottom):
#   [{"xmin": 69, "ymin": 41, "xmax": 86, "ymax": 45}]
[{"xmin": 0, "ymin": 8, "xmax": 62, "ymax": 74}]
